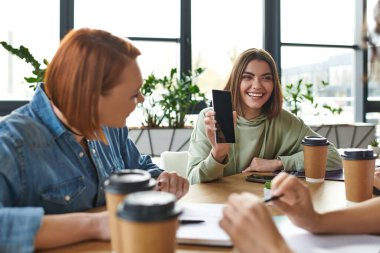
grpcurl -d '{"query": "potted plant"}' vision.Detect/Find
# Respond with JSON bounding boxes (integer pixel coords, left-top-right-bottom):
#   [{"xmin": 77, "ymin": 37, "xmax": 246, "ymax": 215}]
[
  {"xmin": 128, "ymin": 67, "xmax": 208, "ymax": 157},
  {"xmin": 368, "ymin": 139, "xmax": 380, "ymax": 155}
]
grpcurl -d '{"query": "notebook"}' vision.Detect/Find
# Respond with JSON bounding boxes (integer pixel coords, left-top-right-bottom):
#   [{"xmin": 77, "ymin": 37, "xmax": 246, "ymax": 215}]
[
  {"xmin": 176, "ymin": 203, "xmax": 232, "ymax": 247},
  {"xmin": 176, "ymin": 204, "xmax": 380, "ymax": 251}
]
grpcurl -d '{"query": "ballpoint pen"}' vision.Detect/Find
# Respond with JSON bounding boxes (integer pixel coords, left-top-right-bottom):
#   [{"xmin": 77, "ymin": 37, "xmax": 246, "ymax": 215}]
[
  {"xmin": 179, "ymin": 219, "xmax": 205, "ymax": 225},
  {"xmin": 263, "ymin": 194, "xmax": 284, "ymax": 203}
]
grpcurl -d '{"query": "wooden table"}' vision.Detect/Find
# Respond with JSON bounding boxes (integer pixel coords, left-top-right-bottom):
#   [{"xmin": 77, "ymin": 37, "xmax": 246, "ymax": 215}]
[{"xmin": 40, "ymin": 174, "xmax": 347, "ymax": 253}]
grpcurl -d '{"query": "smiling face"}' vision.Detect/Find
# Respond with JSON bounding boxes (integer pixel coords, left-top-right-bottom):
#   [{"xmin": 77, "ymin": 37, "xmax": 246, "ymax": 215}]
[
  {"xmin": 239, "ymin": 59, "xmax": 274, "ymax": 120},
  {"xmin": 98, "ymin": 60, "xmax": 144, "ymax": 128}
]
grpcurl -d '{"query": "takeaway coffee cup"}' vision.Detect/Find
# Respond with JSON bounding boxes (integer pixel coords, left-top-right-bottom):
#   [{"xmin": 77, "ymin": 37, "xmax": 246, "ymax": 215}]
[
  {"xmin": 341, "ymin": 149, "xmax": 377, "ymax": 205},
  {"xmin": 302, "ymin": 136, "xmax": 330, "ymax": 183},
  {"xmin": 117, "ymin": 191, "xmax": 182, "ymax": 253},
  {"xmin": 104, "ymin": 169, "xmax": 156, "ymax": 253}
]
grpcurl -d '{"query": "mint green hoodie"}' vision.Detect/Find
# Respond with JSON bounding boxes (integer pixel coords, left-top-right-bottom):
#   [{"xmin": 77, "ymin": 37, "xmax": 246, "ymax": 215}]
[{"xmin": 187, "ymin": 108, "xmax": 342, "ymax": 184}]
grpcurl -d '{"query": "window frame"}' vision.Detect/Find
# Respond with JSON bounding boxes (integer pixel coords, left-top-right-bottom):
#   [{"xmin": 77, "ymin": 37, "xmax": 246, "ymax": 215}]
[{"xmin": 265, "ymin": 0, "xmax": 368, "ymax": 123}]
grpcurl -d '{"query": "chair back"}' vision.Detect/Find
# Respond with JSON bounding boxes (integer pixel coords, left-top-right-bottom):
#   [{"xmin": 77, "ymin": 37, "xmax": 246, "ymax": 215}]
[{"xmin": 160, "ymin": 151, "xmax": 189, "ymax": 178}]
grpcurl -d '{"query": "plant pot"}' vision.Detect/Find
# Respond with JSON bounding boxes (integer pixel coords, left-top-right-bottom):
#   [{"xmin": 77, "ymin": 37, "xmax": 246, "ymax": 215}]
[
  {"xmin": 263, "ymin": 188, "xmax": 271, "ymax": 199},
  {"xmin": 310, "ymin": 123, "xmax": 376, "ymax": 149},
  {"xmin": 128, "ymin": 128, "xmax": 193, "ymax": 157}
]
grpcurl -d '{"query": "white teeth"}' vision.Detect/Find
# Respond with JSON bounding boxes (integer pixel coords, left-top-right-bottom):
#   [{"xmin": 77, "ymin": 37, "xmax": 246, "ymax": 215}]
[{"xmin": 247, "ymin": 92, "xmax": 263, "ymax": 97}]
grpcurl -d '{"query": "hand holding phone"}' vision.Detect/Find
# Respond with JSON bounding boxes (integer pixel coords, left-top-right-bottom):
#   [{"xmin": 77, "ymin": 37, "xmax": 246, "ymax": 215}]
[{"xmin": 212, "ymin": 90, "xmax": 235, "ymax": 143}]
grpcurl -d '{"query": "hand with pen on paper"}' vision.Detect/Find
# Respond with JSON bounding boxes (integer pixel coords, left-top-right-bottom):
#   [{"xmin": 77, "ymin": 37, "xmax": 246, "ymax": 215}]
[
  {"xmin": 221, "ymin": 171, "xmax": 380, "ymax": 253},
  {"xmin": 219, "ymin": 191, "xmax": 292, "ymax": 253},
  {"xmin": 154, "ymin": 171, "xmax": 189, "ymax": 199},
  {"xmin": 219, "ymin": 172, "xmax": 314, "ymax": 253}
]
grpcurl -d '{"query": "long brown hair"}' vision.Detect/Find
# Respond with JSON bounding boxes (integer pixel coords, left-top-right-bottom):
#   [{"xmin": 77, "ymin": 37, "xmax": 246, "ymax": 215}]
[
  {"xmin": 224, "ymin": 48, "xmax": 283, "ymax": 119},
  {"xmin": 45, "ymin": 28, "xmax": 140, "ymax": 141}
]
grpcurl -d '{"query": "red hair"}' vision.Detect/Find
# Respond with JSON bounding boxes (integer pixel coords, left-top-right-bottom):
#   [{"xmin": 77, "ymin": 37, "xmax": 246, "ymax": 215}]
[{"xmin": 45, "ymin": 28, "xmax": 140, "ymax": 141}]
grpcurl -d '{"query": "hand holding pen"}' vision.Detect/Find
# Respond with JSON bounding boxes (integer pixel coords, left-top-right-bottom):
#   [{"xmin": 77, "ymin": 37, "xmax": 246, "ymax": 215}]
[
  {"xmin": 219, "ymin": 192, "xmax": 291, "ymax": 253},
  {"xmin": 263, "ymin": 194, "xmax": 284, "ymax": 203},
  {"xmin": 269, "ymin": 172, "xmax": 321, "ymax": 232},
  {"xmin": 219, "ymin": 172, "xmax": 321, "ymax": 253}
]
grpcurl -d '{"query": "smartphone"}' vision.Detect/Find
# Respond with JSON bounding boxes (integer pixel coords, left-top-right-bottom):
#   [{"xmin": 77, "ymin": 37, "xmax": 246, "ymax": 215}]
[
  {"xmin": 212, "ymin": 90, "xmax": 235, "ymax": 143},
  {"xmin": 245, "ymin": 174, "xmax": 275, "ymax": 183}
]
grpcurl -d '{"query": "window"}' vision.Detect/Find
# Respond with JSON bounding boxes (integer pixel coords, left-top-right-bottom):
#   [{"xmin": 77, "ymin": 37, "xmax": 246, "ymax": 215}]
[
  {"xmin": 281, "ymin": 0, "xmax": 357, "ymax": 125},
  {"xmin": 0, "ymin": 0, "xmax": 59, "ymax": 100},
  {"xmin": 281, "ymin": 0, "xmax": 355, "ymax": 45},
  {"xmin": 282, "ymin": 46, "xmax": 355, "ymax": 124},
  {"xmin": 192, "ymin": 0, "xmax": 263, "ymax": 94},
  {"xmin": 0, "ymin": 0, "xmax": 367, "ymax": 127},
  {"xmin": 74, "ymin": 0, "xmax": 180, "ymax": 76}
]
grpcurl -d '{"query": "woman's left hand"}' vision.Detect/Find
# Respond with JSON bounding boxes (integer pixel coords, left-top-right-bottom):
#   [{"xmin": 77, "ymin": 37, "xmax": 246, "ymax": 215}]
[
  {"xmin": 243, "ymin": 157, "xmax": 284, "ymax": 173},
  {"xmin": 155, "ymin": 171, "xmax": 189, "ymax": 199}
]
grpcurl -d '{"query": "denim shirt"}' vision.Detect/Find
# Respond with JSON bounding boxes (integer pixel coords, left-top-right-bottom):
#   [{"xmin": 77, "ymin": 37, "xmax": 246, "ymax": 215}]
[{"xmin": 0, "ymin": 84, "xmax": 162, "ymax": 252}]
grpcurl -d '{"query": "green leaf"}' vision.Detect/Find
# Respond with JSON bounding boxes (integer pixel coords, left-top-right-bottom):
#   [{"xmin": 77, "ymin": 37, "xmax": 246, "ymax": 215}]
[
  {"xmin": 1, "ymin": 41, "xmax": 46, "ymax": 90},
  {"xmin": 283, "ymin": 78, "xmax": 343, "ymax": 117},
  {"xmin": 24, "ymin": 77, "xmax": 37, "ymax": 83},
  {"xmin": 140, "ymin": 67, "xmax": 207, "ymax": 128}
]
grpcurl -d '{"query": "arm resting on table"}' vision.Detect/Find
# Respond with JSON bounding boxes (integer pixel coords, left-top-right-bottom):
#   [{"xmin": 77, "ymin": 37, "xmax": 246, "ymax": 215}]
[{"xmin": 35, "ymin": 211, "xmax": 109, "ymax": 250}]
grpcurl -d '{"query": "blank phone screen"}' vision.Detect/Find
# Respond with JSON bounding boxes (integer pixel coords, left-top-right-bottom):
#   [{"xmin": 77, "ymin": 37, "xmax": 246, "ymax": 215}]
[{"xmin": 212, "ymin": 90, "xmax": 235, "ymax": 143}]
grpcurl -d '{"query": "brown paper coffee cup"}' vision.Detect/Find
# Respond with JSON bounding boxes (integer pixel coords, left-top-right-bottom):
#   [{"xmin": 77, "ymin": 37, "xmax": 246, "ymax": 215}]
[
  {"xmin": 117, "ymin": 191, "xmax": 182, "ymax": 253},
  {"xmin": 105, "ymin": 193, "xmax": 126, "ymax": 253},
  {"xmin": 119, "ymin": 218, "xmax": 178, "ymax": 253},
  {"xmin": 342, "ymin": 149, "xmax": 377, "ymax": 203},
  {"xmin": 104, "ymin": 169, "xmax": 155, "ymax": 253},
  {"xmin": 302, "ymin": 136, "xmax": 329, "ymax": 183}
]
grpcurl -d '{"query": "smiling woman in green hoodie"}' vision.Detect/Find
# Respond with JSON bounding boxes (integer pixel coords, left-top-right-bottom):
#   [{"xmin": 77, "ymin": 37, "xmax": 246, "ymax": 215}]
[{"xmin": 187, "ymin": 48, "xmax": 342, "ymax": 184}]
